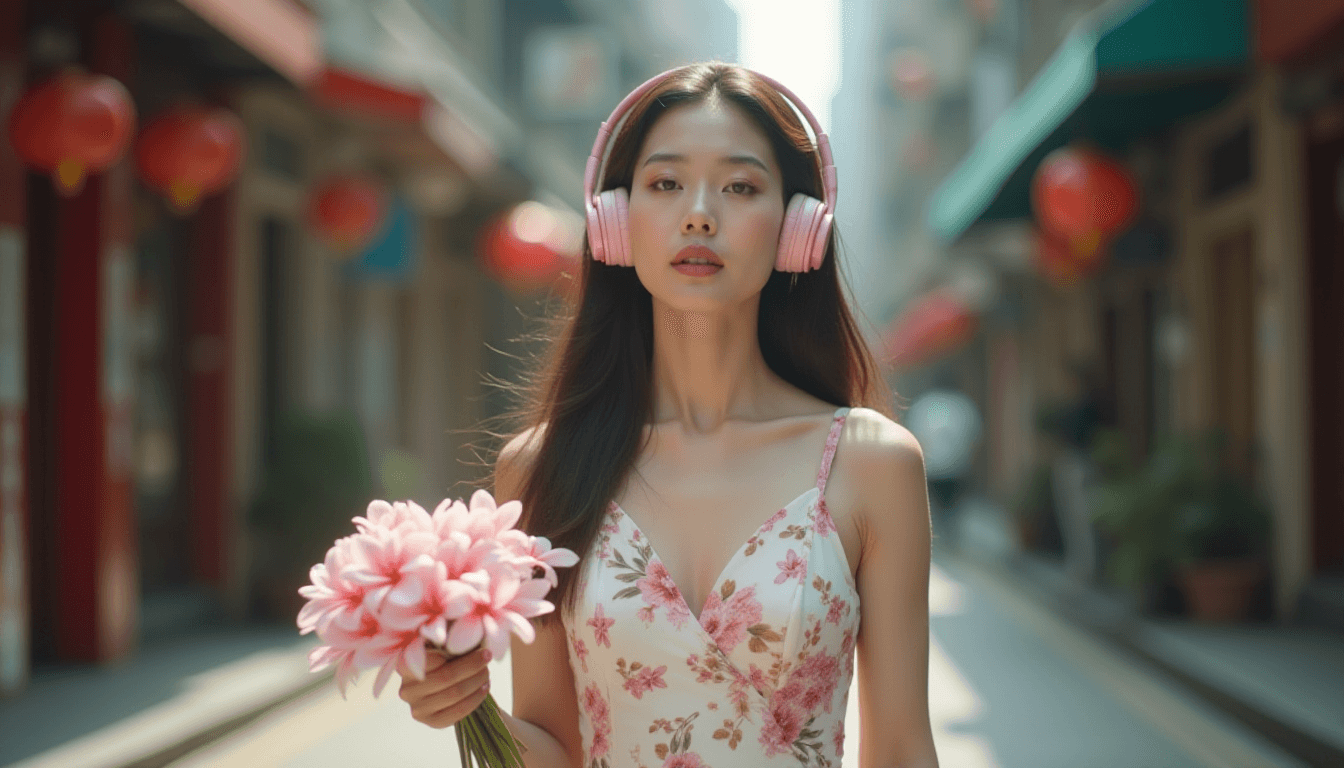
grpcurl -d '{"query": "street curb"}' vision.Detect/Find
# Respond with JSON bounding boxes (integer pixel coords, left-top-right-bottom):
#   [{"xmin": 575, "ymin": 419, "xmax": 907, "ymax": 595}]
[
  {"xmin": 986, "ymin": 549, "xmax": 1344, "ymax": 768},
  {"xmin": 118, "ymin": 671, "xmax": 334, "ymax": 768},
  {"xmin": 3, "ymin": 638, "xmax": 333, "ymax": 768}
]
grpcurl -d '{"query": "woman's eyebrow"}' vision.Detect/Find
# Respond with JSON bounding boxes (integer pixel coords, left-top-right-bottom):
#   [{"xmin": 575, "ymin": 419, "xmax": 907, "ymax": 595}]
[{"xmin": 641, "ymin": 152, "xmax": 769, "ymax": 173}]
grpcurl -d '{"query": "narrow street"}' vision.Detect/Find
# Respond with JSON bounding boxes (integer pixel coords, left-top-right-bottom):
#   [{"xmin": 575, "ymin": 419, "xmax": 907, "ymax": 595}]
[{"xmin": 170, "ymin": 552, "xmax": 1304, "ymax": 768}]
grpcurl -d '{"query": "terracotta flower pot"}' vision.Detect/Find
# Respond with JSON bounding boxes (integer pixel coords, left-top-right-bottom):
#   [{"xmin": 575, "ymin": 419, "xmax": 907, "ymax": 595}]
[{"xmin": 1177, "ymin": 558, "xmax": 1265, "ymax": 623}]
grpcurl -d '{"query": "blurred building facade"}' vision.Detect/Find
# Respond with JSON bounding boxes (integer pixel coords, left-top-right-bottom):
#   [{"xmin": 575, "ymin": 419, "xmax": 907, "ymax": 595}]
[
  {"xmin": 894, "ymin": 0, "xmax": 1344, "ymax": 630},
  {"xmin": 0, "ymin": 0, "xmax": 735, "ymax": 698}
]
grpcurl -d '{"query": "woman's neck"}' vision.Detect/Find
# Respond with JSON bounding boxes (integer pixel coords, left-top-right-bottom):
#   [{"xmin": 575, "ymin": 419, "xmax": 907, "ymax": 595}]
[{"xmin": 648, "ymin": 298, "xmax": 785, "ymax": 433}]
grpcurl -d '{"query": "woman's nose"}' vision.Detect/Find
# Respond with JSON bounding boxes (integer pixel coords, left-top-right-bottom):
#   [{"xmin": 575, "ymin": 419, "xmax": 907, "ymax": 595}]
[{"xmin": 682, "ymin": 189, "xmax": 716, "ymax": 236}]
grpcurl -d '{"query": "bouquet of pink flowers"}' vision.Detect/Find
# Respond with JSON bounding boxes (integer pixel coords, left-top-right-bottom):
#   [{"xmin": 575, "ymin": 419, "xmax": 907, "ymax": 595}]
[{"xmin": 297, "ymin": 489, "xmax": 577, "ymax": 768}]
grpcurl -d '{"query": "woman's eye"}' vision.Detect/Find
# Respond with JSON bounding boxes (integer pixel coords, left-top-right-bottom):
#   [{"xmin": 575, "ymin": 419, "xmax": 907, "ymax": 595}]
[
  {"xmin": 727, "ymin": 181, "xmax": 756, "ymax": 194},
  {"xmin": 651, "ymin": 178, "xmax": 678, "ymax": 192}
]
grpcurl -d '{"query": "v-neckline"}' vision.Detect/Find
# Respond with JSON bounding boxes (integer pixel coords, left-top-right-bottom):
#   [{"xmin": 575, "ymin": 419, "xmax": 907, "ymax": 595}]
[{"xmin": 610, "ymin": 483, "xmax": 820, "ymax": 627}]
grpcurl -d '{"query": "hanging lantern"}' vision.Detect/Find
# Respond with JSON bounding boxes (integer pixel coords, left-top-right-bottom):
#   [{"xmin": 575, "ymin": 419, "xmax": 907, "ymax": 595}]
[
  {"xmin": 1033, "ymin": 227, "xmax": 1106, "ymax": 286},
  {"xmin": 477, "ymin": 201, "xmax": 581, "ymax": 295},
  {"xmin": 1031, "ymin": 145, "xmax": 1139, "ymax": 252},
  {"xmin": 882, "ymin": 290, "xmax": 978, "ymax": 370},
  {"xmin": 306, "ymin": 174, "xmax": 388, "ymax": 255},
  {"xmin": 135, "ymin": 105, "xmax": 245, "ymax": 213},
  {"xmin": 7, "ymin": 69, "xmax": 136, "ymax": 196}
]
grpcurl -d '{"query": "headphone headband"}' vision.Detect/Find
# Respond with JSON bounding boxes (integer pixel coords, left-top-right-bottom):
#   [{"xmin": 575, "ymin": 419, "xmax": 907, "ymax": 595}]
[{"xmin": 582, "ymin": 66, "xmax": 837, "ymax": 223}]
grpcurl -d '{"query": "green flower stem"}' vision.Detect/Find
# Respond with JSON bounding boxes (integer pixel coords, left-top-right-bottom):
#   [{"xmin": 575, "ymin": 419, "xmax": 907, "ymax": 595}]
[{"xmin": 427, "ymin": 645, "xmax": 526, "ymax": 767}]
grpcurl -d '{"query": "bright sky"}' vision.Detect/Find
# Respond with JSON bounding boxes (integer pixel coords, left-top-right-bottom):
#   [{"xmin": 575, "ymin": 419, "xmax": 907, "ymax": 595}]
[{"xmin": 728, "ymin": 0, "xmax": 841, "ymax": 133}]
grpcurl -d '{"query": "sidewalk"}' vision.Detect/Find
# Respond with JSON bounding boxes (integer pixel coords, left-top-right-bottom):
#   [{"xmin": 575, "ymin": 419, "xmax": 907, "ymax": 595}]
[
  {"xmin": 0, "ymin": 625, "xmax": 328, "ymax": 768},
  {"xmin": 950, "ymin": 497, "xmax": 1344, "ymax": 768}
]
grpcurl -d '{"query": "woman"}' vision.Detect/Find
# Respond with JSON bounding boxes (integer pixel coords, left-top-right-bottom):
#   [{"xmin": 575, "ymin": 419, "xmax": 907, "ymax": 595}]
[{"xmin": 399, "ymin": 62, "xmax": 938, "ymax": 768}]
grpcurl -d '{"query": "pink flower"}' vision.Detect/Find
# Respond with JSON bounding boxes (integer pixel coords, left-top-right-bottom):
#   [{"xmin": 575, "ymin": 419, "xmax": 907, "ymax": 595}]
[
  {"xmin": 570, "ymin": 632, "xmax": 589, "ymax": 672},
  {"xmin": 307, "ymin": 610, "xmax": 383, "ymax": 698},
  {"xmin": 378, "ymin": 555, "xmax": 474, "ymax": 656},
  {"xmin": 587, "ymin": 603, "xmax": 614, "ymax": 647},
  {"xmin": 814, "ymin": 500, "xmax": 837, "ymax": 536},
  {"xmin": 759, "ymin": 508, "xmax": 787, "ymax": 533},
  {"xmin": 746, "ymin": 663, "xmax": 772, "ymax": 695},
  {"xmin": 622, "ymin": 664, "xmax": 667, "ymax": 699},
  {"xmin": 832, "ymin": 721, "xmax": 845, "ymax": 757},
  {"xmin": 498, "ymin": 531, "xmax": 579, "ymax": 587},
  {"xmin": 662, "ymin": 752, "xmax": 706, "ymax": 768},
  {"xmin": 342, "ymin": 525, "xmax": 438, "ymax": 615},
  {"xmin": 775, "ymin": 549, "xmax": 807, "ymax": 584},
  {"xmin": 826, "ymin": 595, "xmax": 847, "ymax": 625},
  {"xmin": 759, "ymin": 693, "xmax": 807, "ymax": 756},
  {"xmin": 297, "ymin": 535, "xmax": 366, "ymax": 637},
  {"xmin": 581, "ymin": 683, "xmax": 612, "ymax": 758},
  {"xmin": 354, "ymin": 499, "xmax": 435, "ymax": 536},
  {"xmin": 637, "ymin": 559, "xmax": 690, "ymax": 629},
  {"xmin": 697, "ymin": 585, "xmax": 763, "ymax": 652},
  {"xmin": 443, "ymin": 561, "xmax": 554, "ymax": 660}
]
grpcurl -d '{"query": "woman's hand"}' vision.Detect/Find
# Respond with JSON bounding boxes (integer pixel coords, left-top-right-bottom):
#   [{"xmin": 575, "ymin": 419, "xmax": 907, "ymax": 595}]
[{"xmin": 398, "ymin": 647, "xmax": 493, "ymax": 729}]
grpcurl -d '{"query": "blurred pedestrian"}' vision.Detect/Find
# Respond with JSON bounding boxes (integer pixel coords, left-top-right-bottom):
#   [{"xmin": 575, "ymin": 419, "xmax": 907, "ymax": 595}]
[{"xmin": 904, "ymin": 387, "xmax": 982, "ymax": 549}]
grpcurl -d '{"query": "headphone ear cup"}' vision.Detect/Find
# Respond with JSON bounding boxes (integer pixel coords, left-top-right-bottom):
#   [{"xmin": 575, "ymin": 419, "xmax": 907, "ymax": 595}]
[
  {"xmin": 612, "ymin": 187, "xmax": 631, "ymax": 267},
  {"xmin": 592, "ymin": 188, "xmax": 632, "ymax": 266},
  {"xmin": 808, "ymin": 210, "xmax": 834, "ymax": 271},
  {"xmin": 777, "ymin": 194, "xmax": 828, "ymax": 272},
  {"xmin": 776, "ymin": 193, "xmax": 807, "ymax": 272},
  {"xmin": 587, "ymin": 199, "xmax": 607, "ymax": 263}
]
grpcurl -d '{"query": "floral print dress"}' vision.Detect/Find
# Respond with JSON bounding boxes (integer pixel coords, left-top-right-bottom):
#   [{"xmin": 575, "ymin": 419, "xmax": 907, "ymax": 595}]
[{"xmin": 563, "ymin": 408, "xmax": 858, "ymax": 768}]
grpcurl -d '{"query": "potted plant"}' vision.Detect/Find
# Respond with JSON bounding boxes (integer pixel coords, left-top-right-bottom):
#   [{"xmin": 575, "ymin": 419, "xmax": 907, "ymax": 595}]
[
  {"xmin": 1088, "ymin": 429, "xmax": 1191, "ymax": 605},
  {"xmin": 1089, "ymin": 429, "xmax": 1272, "ymax": 621},
  {"xmin": 1171, "ymin": 467, "xmax": 1273, "ymax": 622},
  {"xmin": 248, "ymin": 409, "xmax": 374, "ymax": 621}
]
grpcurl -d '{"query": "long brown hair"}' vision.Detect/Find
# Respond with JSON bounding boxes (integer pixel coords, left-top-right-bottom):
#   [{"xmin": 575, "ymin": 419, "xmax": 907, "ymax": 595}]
[{"xmin": 491, "ymin": 62, "xmax": 893, "ymax": 618}]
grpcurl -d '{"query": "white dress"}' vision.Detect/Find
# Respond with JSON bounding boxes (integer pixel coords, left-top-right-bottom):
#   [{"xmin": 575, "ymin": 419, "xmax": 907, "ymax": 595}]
[{"xmin": 562, "ymin": 408, "xmax": 858, "ymax": 767}]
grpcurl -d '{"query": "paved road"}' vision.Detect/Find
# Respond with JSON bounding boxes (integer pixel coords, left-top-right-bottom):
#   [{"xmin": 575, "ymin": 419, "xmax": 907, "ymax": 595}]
[{"xmin": 170, "ymin": 552, "xmax": 1305, "ymax": 768}]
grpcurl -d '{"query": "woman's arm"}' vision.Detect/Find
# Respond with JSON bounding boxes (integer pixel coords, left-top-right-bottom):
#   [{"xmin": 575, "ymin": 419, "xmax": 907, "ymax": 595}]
[
  {"xmin": 495, "ymin": 428, "xmax": 586, "ymax": 768},
  {"xmin": 850, "ymin": 413, "xmax": 939, "ymax": 768}
]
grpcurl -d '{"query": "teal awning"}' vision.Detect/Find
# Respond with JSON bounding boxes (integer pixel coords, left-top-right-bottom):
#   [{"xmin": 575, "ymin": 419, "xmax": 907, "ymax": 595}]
[{"xmin": 927, "ymin": 0, "xmax": 1249, "ymax": 242}]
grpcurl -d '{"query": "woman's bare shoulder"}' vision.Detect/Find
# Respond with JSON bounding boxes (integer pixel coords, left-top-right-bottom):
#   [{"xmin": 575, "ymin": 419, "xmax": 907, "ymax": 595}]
[
  {"xmin": 843, "ymin": 407, "xmax": 922, "ymax": 458},
  {"xmin": 838, "ymin": 407, "xmax": 926, "ymax": 513}
]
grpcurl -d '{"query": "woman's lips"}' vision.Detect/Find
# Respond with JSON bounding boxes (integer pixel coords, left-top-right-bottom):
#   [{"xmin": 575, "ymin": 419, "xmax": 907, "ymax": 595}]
[
  {"xmin": 673, "ymin": 263, "xmax": 722, "ymax": 276},
  {"xmin": 672, "ymin": 245, "xmax": 722, "ymax": 276}
]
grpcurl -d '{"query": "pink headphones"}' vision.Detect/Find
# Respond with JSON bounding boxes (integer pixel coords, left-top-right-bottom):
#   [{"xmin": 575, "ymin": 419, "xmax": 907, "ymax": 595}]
[{"xmin": 584, "ymin": 67, "xmax": 838, "ymax": 273}]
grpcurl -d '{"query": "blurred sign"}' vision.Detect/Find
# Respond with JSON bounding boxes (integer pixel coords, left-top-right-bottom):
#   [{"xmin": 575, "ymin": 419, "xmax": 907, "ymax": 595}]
[{"xmin": 523, "ymin": 25, "xmax": 617, "ymax": 121}]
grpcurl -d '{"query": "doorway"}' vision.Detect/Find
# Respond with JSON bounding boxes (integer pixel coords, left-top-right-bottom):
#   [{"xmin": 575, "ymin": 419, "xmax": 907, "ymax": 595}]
[{"xmin": 1305, "ymin": 117, "xmax": 1344, "ymax": 575}]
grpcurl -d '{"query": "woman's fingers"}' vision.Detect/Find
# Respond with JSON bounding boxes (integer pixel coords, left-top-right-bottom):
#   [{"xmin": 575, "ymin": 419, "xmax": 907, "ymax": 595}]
[
  {"xmin": 420, "ymin": 679, "xmax": 493, "ymax": 729},
  {"xmin": 400, "ymin": 648, "xmax": 494, "ymax": 729},
  {"xmin": 399, "ymin": 648, "xmax": 488, "ymax": 699},
  {"xmin": 409, "ymin": 667, "xmax": 490, "ymax": 723}
]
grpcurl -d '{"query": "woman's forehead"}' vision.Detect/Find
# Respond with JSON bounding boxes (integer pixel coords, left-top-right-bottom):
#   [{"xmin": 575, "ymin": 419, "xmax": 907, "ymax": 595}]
[{"xmin": 637, "ymin": 99, "xmax": 779, "ymax": 172}]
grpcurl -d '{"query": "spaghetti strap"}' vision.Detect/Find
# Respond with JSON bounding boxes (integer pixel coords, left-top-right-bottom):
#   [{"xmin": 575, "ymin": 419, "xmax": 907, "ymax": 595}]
[{"xmin": 816, "ymin": 407, "xmax": 851, "ymax": 495}]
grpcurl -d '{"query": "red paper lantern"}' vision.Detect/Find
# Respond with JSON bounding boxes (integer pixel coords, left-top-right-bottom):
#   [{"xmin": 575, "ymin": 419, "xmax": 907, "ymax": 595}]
[
  {"xmin": 1033, "ymin": 227, "xmax": 1106, "ymax": 285},
  {"xmin": 477, "ymin": 202, "xmax": 578, "ymax": 294},
  {"xmin": 882, "ymin": 291, "xmax": 978, "ymax": 369},
  {"xmin": 1031, "ymin": 146, "xmax": 1139, "ymax": 250},
  {"xmin": 135, "ymin": 105, "xmax": 244, "ymax": 212},
  {"xmin": 7, "ymin": 69, "xmax": 136, "ymax": 195},
  {"xmin": 306, "ymin": 174, "xmax": 388, "ymax": 254}
]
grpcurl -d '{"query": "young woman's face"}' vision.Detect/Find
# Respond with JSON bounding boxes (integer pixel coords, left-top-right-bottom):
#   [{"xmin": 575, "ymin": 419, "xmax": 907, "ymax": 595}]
[{"xmin": 627, "ymin": 98, "xmax": 786, "ymax": 310}]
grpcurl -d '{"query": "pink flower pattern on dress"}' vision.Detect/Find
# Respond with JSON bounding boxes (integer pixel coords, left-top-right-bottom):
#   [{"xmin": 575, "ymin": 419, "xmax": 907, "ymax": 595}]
[
  {"xmin": 636, "ymin": 559, "xmax": 692, "ymax": 629},
  {"xmin": 588, "ymin": 602, "xmax": 615, "ymax": 647},
  {"xmin": 566, "ymin": 408, "xmax": 857, "ymax": 768},
  {"xmin": 775, "ymin": 548, "xmax": 807, "ymax": 584},
  {"xmin": 696, "ymin": 584, "xmax": 763, "ymax": 653},
  {"xmin": 622, "ymin": 664, "xmax": 668, "ymax": 699}
]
